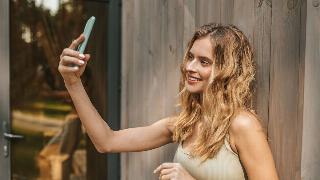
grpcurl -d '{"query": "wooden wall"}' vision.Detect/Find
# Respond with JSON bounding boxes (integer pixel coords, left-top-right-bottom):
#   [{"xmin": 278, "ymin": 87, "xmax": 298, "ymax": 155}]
[
  {"xmin": 121, "ymin": 0, "xmax": 318, "ymax": 179},
  {"xmin": 301, "ymin": 0, "xmax": 320, "ymax": 179}
]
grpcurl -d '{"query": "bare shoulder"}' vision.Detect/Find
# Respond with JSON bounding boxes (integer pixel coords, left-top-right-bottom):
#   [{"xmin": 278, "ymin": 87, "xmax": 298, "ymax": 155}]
[
  {"xmin": 228, "ymin": 109, "xmax": 266, "ymax": 154},
  {"xmin": 229, "ymin": 109, "xmax": 264, "ymax": 135}
]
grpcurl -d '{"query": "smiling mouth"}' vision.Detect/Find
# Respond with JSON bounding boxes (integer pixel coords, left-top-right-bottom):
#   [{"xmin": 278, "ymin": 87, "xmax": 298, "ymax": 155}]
[{"xmin": 187, "ymin": 75, "xmax": 202, "ymax": 82}]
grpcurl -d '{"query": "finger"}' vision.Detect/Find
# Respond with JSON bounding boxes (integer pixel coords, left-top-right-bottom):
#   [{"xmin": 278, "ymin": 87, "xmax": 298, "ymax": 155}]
[
  {"xmin": 84, "ymin": 54, "xmax": 91, "ymax": 61},
  {"xmin": 58, "ymin": 64, "xmax": 80, "ymax": 73},
  {"xmin": 159, "ymin": 168, "xmax": 175, "ymax": 177},
  {"xmin": 61, "ymin": 56, "xmax": 85, "ymax": 66},
  {"xmin": 69, "ymin": 34, "xmax": 85, "ymax": 49},
  {"xmin": 61, "ymin": 48, "xmax": 85, "ymax": 59},
  {"xmin": 154, "ymin": 164, "xmax": 167, "ymax": 174},
  {"xmin": 159, "ymin": 173, "xmax": 175, "ymax": 180},
  {"xmin": 159, "ymin": 163, "xmax": 177, "ymax": 169},
  {"xmin": 154, "ymin": 163, "xmax": 176, "ymax": 174}
]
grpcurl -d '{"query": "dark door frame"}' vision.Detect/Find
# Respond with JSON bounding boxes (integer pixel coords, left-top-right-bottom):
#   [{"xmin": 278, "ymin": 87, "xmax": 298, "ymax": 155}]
[
  {"xmin": 0, "ymin": 0, "xmax": 11, "ymax": 179},
  {"xmin": 106, "ymin": 0, "xmax": 121, "ymax": 179}
]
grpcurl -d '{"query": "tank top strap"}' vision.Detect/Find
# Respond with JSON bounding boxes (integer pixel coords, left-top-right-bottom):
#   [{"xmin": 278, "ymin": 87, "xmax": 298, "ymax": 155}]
[{"xmin": 224, "ymin": 133, "xmax": 239, "ymax": 156}]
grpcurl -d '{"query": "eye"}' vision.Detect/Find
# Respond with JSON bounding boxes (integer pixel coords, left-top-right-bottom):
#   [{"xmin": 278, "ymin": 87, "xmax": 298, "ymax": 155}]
[
  {"xmin": 187, "ymin": 52, "xmax": 194, "ymax": 60},
  {"xmin": 200, "ymin": 58, "xmax": 210, "ymax": 65}
]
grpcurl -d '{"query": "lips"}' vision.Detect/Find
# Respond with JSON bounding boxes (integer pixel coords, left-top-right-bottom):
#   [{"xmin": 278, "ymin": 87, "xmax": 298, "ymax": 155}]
[{"xmin": 187, "ymin": 75, "xmax": 202, "ymax": 83}]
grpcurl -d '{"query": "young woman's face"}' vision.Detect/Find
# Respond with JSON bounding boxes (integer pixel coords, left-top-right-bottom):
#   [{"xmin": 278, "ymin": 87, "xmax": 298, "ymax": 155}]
[{"xmin": 185, "ymin": 36, "xmax": 214, "ymax": 94}]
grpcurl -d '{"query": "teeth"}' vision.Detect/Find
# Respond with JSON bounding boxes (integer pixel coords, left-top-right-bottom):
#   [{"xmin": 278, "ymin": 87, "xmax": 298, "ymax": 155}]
[{"xmin": 188, "ymin": 77, "xmax": 200, "ymax": 81}]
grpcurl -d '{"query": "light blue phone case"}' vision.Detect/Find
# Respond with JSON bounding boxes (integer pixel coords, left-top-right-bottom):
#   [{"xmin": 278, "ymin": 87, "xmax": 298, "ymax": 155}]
[{"xmin": 77, "ymin": 16, "xmax": 95, "ymax": 54}]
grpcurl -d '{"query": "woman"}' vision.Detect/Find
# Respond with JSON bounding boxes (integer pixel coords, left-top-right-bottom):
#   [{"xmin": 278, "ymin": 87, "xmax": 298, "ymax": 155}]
[{"xmin": 58, "ymin": 23, "xmax": 279, "ymax": 180}]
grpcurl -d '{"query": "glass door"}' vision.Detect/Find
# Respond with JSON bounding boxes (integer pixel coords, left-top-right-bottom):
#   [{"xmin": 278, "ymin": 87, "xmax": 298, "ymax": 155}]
[{"xmin": 8, "ymin": 0, "xmax": 111, "ymax": 179}]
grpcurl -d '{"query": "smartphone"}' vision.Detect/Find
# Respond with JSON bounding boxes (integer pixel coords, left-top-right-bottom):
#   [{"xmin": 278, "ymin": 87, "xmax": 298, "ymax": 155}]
[{"xmin": 77, "ymin": 16, "xmax": 96, "ymax": 54}]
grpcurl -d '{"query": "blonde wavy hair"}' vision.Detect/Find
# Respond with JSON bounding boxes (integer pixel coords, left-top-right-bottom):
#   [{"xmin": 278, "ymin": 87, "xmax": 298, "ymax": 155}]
[{"xmin": 172, "ymin": 23, "xmax": 257, "ymax": 162}]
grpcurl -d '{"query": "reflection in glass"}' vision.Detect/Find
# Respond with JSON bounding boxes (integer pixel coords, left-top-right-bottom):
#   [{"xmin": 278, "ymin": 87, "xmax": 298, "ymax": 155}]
[{"xmin": 10, "ymin": 0, "xmax": 92, "ymax": 179}]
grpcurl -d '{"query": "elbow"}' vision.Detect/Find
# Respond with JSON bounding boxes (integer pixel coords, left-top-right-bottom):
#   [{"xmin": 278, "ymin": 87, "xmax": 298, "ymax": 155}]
[
  {"xmin": 96, "ymin": 145, "xmax": 112, "ymax": 153},
  {"xmin": 94, "ymin": 132, "xmax": 115, "ymax": 153},
  {"xmin": 95, "ymin": 145, "xmax": 105, "ymax": 153}
]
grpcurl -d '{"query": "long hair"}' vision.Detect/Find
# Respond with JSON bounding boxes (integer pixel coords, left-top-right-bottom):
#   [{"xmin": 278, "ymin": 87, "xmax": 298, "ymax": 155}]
[{"xmin": 172, "ymin": 23, "xmax": 257, "ymax": 162}]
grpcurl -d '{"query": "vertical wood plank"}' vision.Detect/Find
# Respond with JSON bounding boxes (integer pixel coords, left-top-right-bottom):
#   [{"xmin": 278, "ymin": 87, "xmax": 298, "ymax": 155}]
[
  {"xmin": 269, "ymin": 0, "xmax": 304, "ymax": 179},
  {"xmin": 195, "ymin": 0, "xmax": 221, "ymax": 27},
  {"xmin": 145, "ymin": 0, "xmax": 167, "ymax": 179},
  {"xmin": 301, "ymin": 0, "xmax": 320, "ymax": 178},
  {"xmin": 220, "ymin": 0, "xmax": 234, "ymax": 24},
  {"xmin": 232, "ymin": 0, "xmax": 254, "ymax": 42},
  {"xmin": 183, "ymin": 0, "xmax": 196, "ymax": 49},
  {"xmin": 121, "ymin": 0, "xmax": 134, "ymax": 178},
  {"xmin": 127, "ymin": 0, "xmax": 145, "ymax": 178},
  {"xmin": 252, "ymin": 0, "xmax": 272, "ymax": 134}
]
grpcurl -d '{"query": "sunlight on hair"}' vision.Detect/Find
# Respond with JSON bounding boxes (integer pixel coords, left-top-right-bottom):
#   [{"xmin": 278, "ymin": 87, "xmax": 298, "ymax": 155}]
[{"xmin": 172, "ymin": 23, "xmax": 257, "ymax": 163}]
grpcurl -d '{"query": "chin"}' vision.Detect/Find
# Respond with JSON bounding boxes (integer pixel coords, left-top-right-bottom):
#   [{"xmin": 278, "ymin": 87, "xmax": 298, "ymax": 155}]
[
  {"xmin": 186, "ymin": 86, "xmax": 203, "ymax": 94},
  {"xmin": 185, "ymin": 79, "xmax": 208, "ymax": 93}
]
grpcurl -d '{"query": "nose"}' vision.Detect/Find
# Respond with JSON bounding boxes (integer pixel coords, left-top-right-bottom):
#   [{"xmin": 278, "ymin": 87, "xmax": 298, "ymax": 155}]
[{"xmin": 186, "ymin": 59, "xmax": 197, "ymax": 72}]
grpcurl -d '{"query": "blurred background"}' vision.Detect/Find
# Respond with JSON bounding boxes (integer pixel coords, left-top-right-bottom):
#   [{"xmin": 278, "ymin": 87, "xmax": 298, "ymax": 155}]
[
  {"xmin": 2, "ymin": 0, "xmax": 120, "ymax": 179},
  {"xmin": 10, "ymin": 1, "xmax": 89, "ymax": 178}
]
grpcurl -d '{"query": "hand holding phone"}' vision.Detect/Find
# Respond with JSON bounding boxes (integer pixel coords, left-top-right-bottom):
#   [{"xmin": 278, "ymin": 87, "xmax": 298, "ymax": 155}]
[{"xmin": 59, "ymin": 17, "xmax": 95, "ymax": 84}]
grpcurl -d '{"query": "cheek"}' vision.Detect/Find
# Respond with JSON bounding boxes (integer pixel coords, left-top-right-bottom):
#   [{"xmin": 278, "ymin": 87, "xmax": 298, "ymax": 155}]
[{"xmin": 201, "ymin": 68, "xmax": 213, "ymax": 81}]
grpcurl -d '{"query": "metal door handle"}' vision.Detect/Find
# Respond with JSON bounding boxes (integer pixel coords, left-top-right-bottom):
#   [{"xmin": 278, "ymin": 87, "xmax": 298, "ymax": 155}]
[
  {"xmin": 2, "ymin": 121, "xmax": 24, "ymax": 157},
  {"xmin": 3, "ymin": 132, "xmax": 24, "ymax": 139}
]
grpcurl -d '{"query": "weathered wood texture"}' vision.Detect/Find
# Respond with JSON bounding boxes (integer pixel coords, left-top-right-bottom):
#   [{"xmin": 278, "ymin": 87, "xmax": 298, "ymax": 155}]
[
  {"xmin": 121, "ymin": 1, "xmax": 184, "ymax": 179},
  {"xmin": 301, "ymin": 0, "xmax": 320, "ymax": 179},
  {"xmin": 269, "ymin": 0, "xmax": 305, "ymax": 179},
  {"xmin": 121, "ymin": 0, "xmax": 316, "ymax": 179}
]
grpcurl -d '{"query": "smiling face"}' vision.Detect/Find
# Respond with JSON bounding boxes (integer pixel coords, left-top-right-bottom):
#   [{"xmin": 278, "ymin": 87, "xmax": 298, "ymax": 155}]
[{"xmin": 185, "ymin": 36, "xmax": 214, "ymax": 94}]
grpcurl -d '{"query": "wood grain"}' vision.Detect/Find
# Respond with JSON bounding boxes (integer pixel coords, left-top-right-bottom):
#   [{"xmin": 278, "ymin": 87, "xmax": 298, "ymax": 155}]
[
  {"xmin": 269, "ymin": 0, "xmax": 304, "ymax": 179},
  {"xmin": 301, "ymin": 0, "xmax": 320, "ymax": 179},
  {"xmin": 121, "ymin": 0, "xmax": 313, "ymax": 179}
]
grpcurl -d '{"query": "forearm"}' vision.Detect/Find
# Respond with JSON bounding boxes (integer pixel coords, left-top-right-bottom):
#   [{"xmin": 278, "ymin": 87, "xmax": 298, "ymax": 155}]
[{"xmin": 65, "ymin": 80, "xmax": 113, "ymax": 152}]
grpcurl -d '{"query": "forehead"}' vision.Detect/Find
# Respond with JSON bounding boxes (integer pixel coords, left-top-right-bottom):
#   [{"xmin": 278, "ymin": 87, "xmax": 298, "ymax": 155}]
[{"xmin": 189, "ymin": 36, "xmax": 214, "ymax": 60}]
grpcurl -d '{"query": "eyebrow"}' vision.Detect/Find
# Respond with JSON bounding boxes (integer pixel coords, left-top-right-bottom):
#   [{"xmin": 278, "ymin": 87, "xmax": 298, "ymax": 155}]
[{"xmin": 188, "ymin": 51, "xmax": 213, "ymax": 62}]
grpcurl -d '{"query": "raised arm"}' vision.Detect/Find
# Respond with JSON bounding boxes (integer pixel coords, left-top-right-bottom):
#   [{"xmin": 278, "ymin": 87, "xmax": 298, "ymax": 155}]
[{"xmin": 58, "ymin": 34, "xmax": 176, "ymax": 153}]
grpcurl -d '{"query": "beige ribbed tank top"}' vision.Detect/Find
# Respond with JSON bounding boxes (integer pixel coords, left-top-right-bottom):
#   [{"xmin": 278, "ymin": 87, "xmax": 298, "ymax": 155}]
[{"xmin": 173, "ymin": 134, "xmax": 248, "ymax": 180}]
